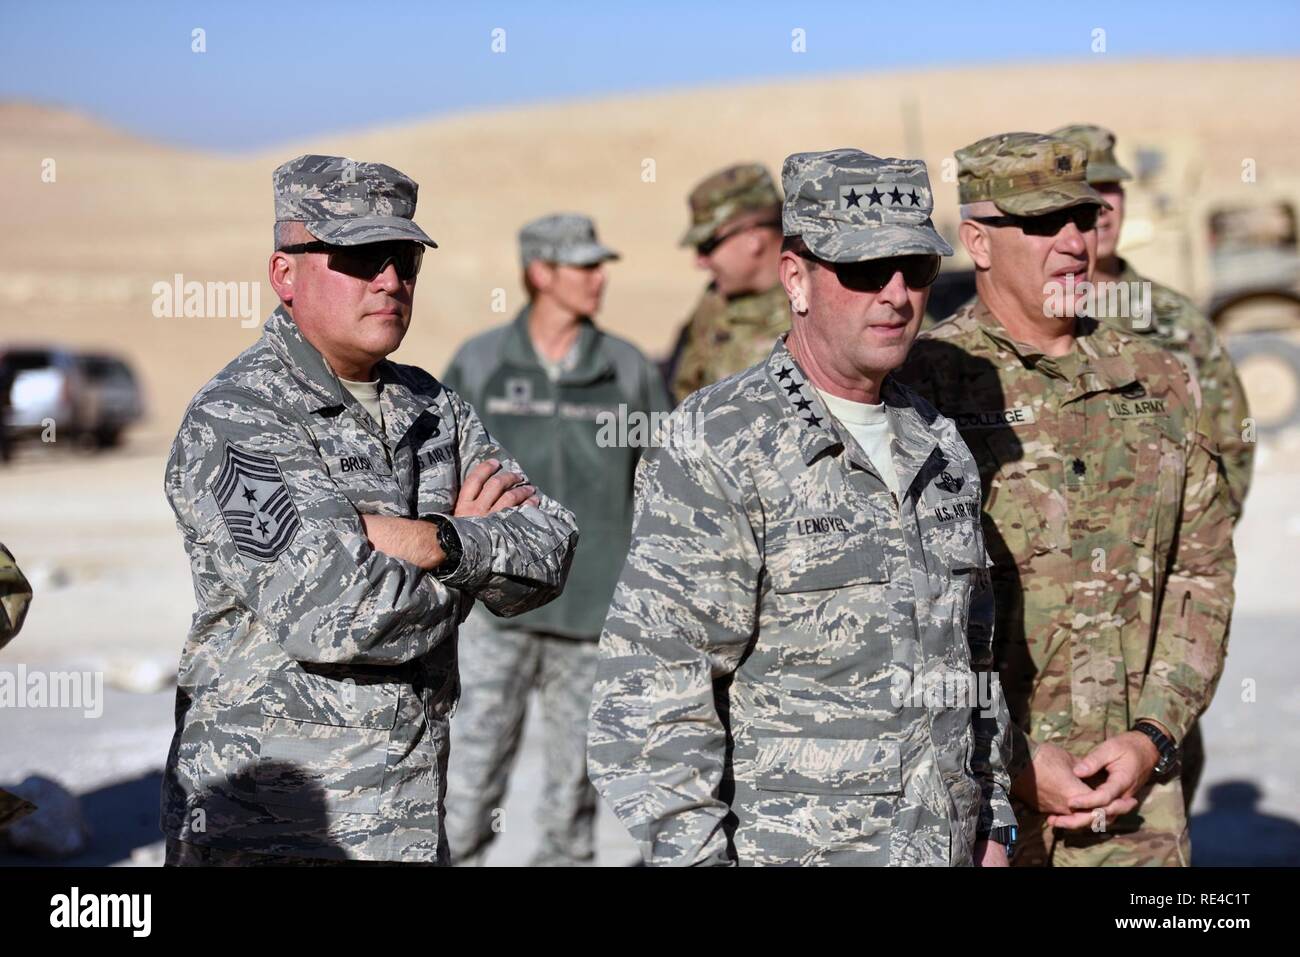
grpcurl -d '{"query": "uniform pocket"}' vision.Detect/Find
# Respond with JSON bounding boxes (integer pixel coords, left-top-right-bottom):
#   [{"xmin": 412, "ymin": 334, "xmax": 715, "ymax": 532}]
[
  {"xmin": 767, "ymin": 514, "xmax": 888, "ymax": 593},
  {"xmin": 254, "ymin": 673, "xmax": 397, "ymax": 815},
  {"xmin": 414, "ymin": 438, "xmax": 458, "ymax": 516},
  {"xmin": 258, "ymin": 672, "xmax": 398, "ymax": 729},
  {"xmin": 920, "ymin": 496, "xmax": 985, "ymax": 570},
  {"xmin": 975, "ymin": 431, "xmax": 1043, "ymax": 562},
  {"xmin": 1129, "ymin": 421, "xmax": 1186, "ymax": 553},
  {"xmin": 1130, "ymin": 427, "xmax": 1164, "ymax": 546},
  {"xmin": 752, "ymin": 736, "xmax": 901, "ymax": 795}
]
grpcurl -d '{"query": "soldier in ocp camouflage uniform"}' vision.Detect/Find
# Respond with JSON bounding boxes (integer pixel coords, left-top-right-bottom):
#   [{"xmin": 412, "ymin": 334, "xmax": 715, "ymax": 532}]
[
  {"xmin": 1051, "ymin": 124, "xmax": 1254, "ymax": 521},
  {"xmin": 667, "ymin": 163, "xmax": 790, "ymax": 403},
  {"xmin": 589, "ymin": 149, "xmax": 1017, "ymax": 866},
  {"xmin": 161, "ymin": 155, "xmax": 578, "ymax": 865},
  {"xmin": 900, "ymin": 133, "xmax": 1236, "ymax": 866},
  {"xmin": 1052, "ymin": 123, "xmax": 1255, "ymax": 814}
]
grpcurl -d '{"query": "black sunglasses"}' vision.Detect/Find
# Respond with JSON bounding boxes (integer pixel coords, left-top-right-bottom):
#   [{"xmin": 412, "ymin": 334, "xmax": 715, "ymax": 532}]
[
  {"xmin": 277, "ymin": 240, "xmax": 424, "ymax": 281},
  {"xmin": 972, "ymin": 205, "xmax": 1100, "ymax": 237},
  {"xmin": 798, "ymin": 252, "xmax": 942, "ymax": 292},
  {"xmin": 696, "ymin": 219, "xmax": 782, "ymax": 257}
]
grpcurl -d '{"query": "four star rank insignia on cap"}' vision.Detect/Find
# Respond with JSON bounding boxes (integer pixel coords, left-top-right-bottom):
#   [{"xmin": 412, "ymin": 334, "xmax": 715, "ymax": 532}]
[{"xmin": 839, "ymin": 183, "xmax": 923, "ymax": 209}]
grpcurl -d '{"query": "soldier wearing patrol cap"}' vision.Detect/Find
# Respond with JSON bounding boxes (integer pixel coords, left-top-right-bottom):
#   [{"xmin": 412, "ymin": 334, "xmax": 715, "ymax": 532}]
[
  {"xmin": 160, "ymin": 155, "xmax": 579, "ymax": 865},
  {"xmin": 1051, "ymin": 123, "xmax": 1254, "ymax": 523},
  {"xmin": 588, "ymin": 148, "xmax": 1018, "ymax": 866},
  {"xmin": 441, "ymin": 214, "xmax": 669, "ymax": 866},
  {"xmin": 1052, "ymin": 124, "xmax": 1254, "ymax": 815},
  {"xmin": 665, "ymin": 163, "xmax": 789, "ymax": 403},
  {"xmin": 899, "ymin": 132, "xmax": 1236, "ymax": 866}
]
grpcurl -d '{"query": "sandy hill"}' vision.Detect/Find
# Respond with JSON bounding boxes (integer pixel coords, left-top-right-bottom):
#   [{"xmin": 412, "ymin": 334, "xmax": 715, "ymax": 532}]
[{"xmin": 2, "ymin": 57, "xmax": 1298, "ymax": 435}]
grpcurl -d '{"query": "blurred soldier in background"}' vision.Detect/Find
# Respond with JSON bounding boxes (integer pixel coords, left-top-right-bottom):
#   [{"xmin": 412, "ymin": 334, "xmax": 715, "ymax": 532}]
[
  {"xmin": 589, "ymin": 149, "xmax": 1017, "ymax": 866},
  {"xmin": 1051, "ymin": 123, "xmax": 1254, "ymax": 520},
  {"xmin": 442, "ymin": 214, "xmax": 669, "ymax": 866},
  {"xmin": 666, "ymin": 163, "xmax": 788, "ymax": 403},
  {"xmin": 0, "ymin": 544, "xmax": 36, "ymax": 829},
  {"xmin": 901, "ymin": 132, "xmax": 1236, "ymax": 866},
  {"xmin": 161, "ymin": 155, "xmax": 577, "ymax": 866},
  {"xmin": 1052, "ymin": 122, "xmax": 1255, "ymax": 813}
]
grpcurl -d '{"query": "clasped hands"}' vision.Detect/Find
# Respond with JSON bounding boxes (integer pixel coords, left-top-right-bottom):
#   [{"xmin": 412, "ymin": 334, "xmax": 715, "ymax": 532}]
[{"xmin": 1013, "ymin": 730, "xmax": 1165, "ymax": 830}]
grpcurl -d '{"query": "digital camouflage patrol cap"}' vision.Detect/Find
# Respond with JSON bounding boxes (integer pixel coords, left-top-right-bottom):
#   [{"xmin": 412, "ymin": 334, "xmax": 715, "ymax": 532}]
[
  {"xmin": 956, "ymin": 132, "xmax": 1111, "ymax": 216},
  {"xmin": 519, "ymin": 213, "xmax": 620, "ymax": 268},
  {"xmin": 680, "ymin": 163, "xmax": 783, "ymax": 247},
  {"xmin": 1049, "ymin": 124, "xmax": 1133, "ymax": 184},
  {"xmin": 781, "ymin": 148, "xmax": 953, "ymax": 263},
  {"xmin": 273, "ymin": 154, "xmax": 437, "ymax": 247}
]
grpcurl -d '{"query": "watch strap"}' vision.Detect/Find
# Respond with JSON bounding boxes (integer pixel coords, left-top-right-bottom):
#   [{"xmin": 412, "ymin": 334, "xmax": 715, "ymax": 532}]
[
  {"xmin": 422, "ymin": 514, "xmax": 462, "ymax": 577},
  {"xmin": 1133, "ymin": 720, "xmax": 1178, "ymax": 774},
  {"xmin": 979, "ymin": 825, "xmax": 1017, "ymax": 858}
]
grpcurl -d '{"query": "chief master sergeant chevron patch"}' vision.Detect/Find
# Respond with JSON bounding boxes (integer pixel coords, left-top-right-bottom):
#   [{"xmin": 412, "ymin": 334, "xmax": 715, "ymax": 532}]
[{"xmin": 213, "ymin": 443, "xmax": 301, "ymax": 561}]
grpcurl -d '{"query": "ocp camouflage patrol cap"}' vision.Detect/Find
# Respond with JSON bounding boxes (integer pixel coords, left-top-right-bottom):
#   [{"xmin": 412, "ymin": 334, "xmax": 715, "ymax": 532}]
[
  {"xmin": 519, "ymin": 213, "xmax": 620, "ymax": 268},
  {"xmin": 780, "ymin": 148, "xmax": 952, "ymax": 263},
  {"xmin": 1049, "ymin": 123, "xmax": 1133, "ymax": 184},
  {"xmin": 956, "ymin": 132, "xmax": 1110, "ymax": 216},
  {"xmin": 273, "ymin": 154, "xmax": 437, "ymax": 247},
  {"xmin": 680, "ymin": 163, "xmax": 783, "ymax": 247}
]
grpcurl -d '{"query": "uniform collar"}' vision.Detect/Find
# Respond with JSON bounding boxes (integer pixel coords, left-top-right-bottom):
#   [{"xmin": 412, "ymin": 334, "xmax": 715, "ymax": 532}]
[
  {"xmin": 263, "ymin": 307, "xmax": 347, "ymax": 412},
  {"xmin": 764, "ymin": 337, "xmax": 941, "ymax": 498},
  {"xmin": 971, "ymin": 296, "xmax": 1138, "ymax": 396},
  {"xmin": 261, "ymin": 307, "xmax": 431, "ymax": 444},
  {"xmin": 1073, "ymin": 318, "xmax": 1141, "ymax": 395},
  {"xmin": 970, "ymin": 297, "xmax": 1048, "ymax": 364},
  {"xmin": 503, "ymin": 306, "xmax": 613, "ymax": 385}
]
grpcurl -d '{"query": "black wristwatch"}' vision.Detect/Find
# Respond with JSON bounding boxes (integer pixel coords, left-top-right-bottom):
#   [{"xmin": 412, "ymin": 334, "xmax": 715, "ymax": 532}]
[
  {"xmin": 421, "ymin": 514, "xmax": 462, "ymax": 577},
  {"xmin": 1133, "ymin": 720, "xmax": 1179, "ymax": 776},
  {"xmin": 979, "ymin": 825, "xmax": 1017, "ymax": 859}
]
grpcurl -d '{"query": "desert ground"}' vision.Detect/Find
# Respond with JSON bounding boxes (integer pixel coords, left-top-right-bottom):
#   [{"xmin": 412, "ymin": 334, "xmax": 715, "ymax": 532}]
[{"xmin": 1, "ymin": 57, "xmax": 1299, "ymax": 865}]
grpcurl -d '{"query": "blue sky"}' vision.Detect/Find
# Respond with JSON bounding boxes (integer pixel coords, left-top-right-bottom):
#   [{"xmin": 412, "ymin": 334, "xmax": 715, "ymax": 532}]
[{"xmin": 2, "ymin": 0, "xmax": 1297, "ymax": 152}]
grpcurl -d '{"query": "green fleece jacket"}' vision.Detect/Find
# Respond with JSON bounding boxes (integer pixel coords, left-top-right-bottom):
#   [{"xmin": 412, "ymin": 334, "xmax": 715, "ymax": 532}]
[{"xmin": 442, "ymin": 309, "xmax": 671, "ymax": 638}]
